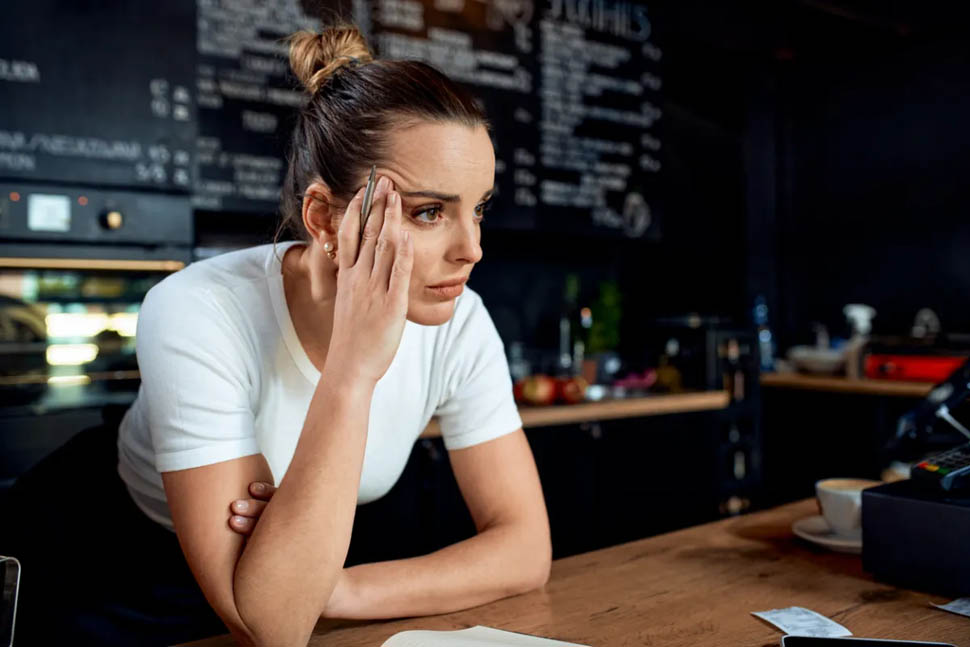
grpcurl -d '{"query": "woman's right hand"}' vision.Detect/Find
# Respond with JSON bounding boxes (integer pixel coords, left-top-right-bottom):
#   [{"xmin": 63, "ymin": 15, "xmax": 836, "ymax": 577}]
[{"xmin": 325, "ymin": 175, "xmax": 413, "ymax": 386}]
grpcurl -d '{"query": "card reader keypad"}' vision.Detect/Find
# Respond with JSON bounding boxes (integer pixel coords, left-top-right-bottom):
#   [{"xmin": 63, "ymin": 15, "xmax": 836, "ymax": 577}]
[{"xmin": 913, "ymin": 443, "xmax": 970, "ymax": 491}]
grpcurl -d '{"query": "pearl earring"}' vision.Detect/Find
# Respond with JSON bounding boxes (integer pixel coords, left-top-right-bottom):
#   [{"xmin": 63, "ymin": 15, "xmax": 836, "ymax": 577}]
[{"xmin": 323, "ymin": 241, "xmax": 336, "ymax": 260}]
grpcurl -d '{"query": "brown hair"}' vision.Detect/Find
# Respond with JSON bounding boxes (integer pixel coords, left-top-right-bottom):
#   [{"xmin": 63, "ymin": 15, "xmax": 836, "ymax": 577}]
[{"xmin": 277, "ymin": 24, "xmax": 489, "ymax": 242}]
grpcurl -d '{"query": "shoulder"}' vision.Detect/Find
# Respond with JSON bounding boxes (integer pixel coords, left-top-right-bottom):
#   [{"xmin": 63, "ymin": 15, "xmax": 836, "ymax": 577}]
[
  {"xmin": 137, "ymin": 244, "xmax": 285, "ymax": 357},
  {"xmin": 141, "ymin": 243, "xmax": 284, "ymax": 321},
  {"xmin": 153, "ymin": 243, "xmax": 281, "ymax": 296}
]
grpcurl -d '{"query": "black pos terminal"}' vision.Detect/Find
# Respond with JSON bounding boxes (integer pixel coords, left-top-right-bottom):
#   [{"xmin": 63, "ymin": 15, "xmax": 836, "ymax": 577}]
[{"xmin": 862, "ymin": 358, "xmax": 970, "ymax": 597}]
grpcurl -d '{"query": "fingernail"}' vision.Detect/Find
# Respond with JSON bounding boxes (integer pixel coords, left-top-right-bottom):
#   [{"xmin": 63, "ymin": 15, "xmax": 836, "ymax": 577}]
[
  {"xmin": 404, "ymin": 231, "xmax": 410, "ymax": 243},
  {"xmin": 387, "ymin": 192, "xmax": 397, "ymax": 206},
  {"xmin": 251, "ymin": 482, "xmax": 265, "ymax": 493},
  {"xmin": 232, "ymin": 515, "xmax": 248, "ymax": 525},
  {"xmin": 234, "ymin": 500, "xmax": 249, "ymax": 512},
  {"xmin": 378, "ymin": 176, "xmax": 389, "ymax": 190}
]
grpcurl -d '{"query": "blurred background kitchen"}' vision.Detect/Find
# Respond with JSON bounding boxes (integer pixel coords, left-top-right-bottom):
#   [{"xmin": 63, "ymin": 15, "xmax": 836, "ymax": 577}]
[{"xmin": 2, "ymin": 0, "xmax": 968, "ymax": 561}]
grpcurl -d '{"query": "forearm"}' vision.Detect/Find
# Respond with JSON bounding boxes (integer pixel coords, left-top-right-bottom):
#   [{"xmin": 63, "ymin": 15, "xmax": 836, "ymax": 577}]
[
  {"xmin": 233, "ymin": 369, "xmax": 373, "ymax": 643},
  {"xmin": 332, "ymin": 520, "xmax": 551, "ymax": 620}
]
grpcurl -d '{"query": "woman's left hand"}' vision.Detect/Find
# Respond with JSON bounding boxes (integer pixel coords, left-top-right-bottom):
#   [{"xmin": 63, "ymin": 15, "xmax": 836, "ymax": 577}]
[{"xmin": 228, "ymin": 481, "xmax": 275, "ymax": 536}]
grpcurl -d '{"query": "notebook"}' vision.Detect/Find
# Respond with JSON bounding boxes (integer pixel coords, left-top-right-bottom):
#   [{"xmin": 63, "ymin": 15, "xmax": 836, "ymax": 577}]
[{"xmin": 380, "ymin": 625, "xmax": 590, "ymax": 646}]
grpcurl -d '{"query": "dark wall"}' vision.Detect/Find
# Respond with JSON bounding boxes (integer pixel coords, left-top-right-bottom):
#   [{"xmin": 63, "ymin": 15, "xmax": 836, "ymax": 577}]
[
  {"xmin": 473, "ymin": 1, "xmax": 755, "ymax": 364},
  {"xmin": 777, "ymin": 38, "xmax": 970, "ymax": 345},
  {"xmin": 730, "ymin": 2, "xmax": 970, "ymax": 349}
]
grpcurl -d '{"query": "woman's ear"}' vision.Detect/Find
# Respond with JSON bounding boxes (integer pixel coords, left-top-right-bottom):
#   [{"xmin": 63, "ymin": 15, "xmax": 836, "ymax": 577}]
[{"xmin": 301, "ymin": 180, "xmax": 340, "ymax": 241}]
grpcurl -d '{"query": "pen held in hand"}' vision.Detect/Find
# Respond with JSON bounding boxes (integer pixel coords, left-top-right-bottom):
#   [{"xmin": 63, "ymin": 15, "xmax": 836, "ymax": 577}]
[{"xmin": 358, "ymin": 165, "xmax": 378, "ymax": 257}]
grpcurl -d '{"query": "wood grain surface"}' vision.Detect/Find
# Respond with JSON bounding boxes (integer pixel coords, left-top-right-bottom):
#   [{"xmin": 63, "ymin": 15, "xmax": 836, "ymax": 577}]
[
  {"xmin": 760, "ymin": 373, "xmax": 933, "ymax": 397},
  {"xmin": 420, "ymin": 391, "xmax": 731, "ymax": 438},
  {"xmin": 183, "ymin": 498, "xmax": 969, "ymax": 646}
]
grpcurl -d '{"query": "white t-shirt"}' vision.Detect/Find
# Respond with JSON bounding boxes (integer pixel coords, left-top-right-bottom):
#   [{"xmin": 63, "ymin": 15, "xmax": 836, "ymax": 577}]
[{"xmin": 117, "ymin": 241, "xmax": 523, "ymax": 531}]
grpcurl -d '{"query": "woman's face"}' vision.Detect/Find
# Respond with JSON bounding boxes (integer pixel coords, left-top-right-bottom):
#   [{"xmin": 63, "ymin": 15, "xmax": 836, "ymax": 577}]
[{"xmin": 367, "ymin": 121, "xmax": 495, "ymax": 326}]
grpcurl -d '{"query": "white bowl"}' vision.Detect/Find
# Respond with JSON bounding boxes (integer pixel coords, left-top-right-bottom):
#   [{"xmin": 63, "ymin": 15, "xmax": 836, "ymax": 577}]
[{"xmin": 787, "ymin": 346, "xmax": 845, "ymax": 375}]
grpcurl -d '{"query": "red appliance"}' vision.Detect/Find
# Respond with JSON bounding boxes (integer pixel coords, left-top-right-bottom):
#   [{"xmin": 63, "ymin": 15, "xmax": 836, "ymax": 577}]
[{"xmin": 865, "ymin": 354, "xmax": 969, "ymax": 383}]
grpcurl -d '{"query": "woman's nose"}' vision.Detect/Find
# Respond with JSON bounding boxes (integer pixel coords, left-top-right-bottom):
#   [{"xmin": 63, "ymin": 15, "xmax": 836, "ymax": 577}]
[{"xmin": 449, "ymin": 217, "xmax": 483, "ymax": 264}]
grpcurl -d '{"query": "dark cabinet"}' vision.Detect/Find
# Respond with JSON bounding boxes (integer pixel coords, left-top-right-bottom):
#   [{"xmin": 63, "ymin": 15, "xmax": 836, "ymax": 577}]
[{"xmin": 346, "ymin": 407, "xmax": 756, "ymax": 563}]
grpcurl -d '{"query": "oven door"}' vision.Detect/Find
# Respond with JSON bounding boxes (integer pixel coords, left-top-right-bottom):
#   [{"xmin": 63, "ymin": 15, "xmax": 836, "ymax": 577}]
[
  {"xmin": 0, "ymin": 257, "xmax": 184, "ymax": 489},
  {"xmin": 0, "ymin": 182, "xmax": 191, "ymax": 490}
]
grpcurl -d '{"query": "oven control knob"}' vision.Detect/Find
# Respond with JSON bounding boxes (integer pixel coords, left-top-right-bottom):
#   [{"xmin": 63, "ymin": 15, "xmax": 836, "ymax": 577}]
[{"xmin": 100, "ymin": 210, "xmax": 124, "ymax": 230}]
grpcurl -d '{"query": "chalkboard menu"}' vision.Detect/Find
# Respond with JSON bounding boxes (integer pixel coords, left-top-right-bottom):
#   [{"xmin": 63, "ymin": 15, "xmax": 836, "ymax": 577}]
[
  {"xmin": 0, "ymin": 1, "xmax": 196, "ymax": 193},
  {"xmin": 2, "ymin": 0, "xmax": 662, "ymax": 240},
  {"xmin": 193, "ymin": 0, "xmax": 662, "ymax": 239},
  {"xmin": 192, "ymin": 0, "xmax": 321, "ymax": 213},
  {"xmin": 375, "ymin": 0, "xmax": 661, "ymax": 237}
]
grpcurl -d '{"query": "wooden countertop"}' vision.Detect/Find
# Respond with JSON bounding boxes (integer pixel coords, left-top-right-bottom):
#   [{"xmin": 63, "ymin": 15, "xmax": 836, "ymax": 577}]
[
  {"xmin": 761, "ymin": 372, "xmax": 934, "ymax": 397},
  {"xmin": 184, "ymin": 498, "xmax": 967, "ymax": 646},
  {"xmin": 420, "ymin": 390, "xmax": 731, "ymax": 438}
]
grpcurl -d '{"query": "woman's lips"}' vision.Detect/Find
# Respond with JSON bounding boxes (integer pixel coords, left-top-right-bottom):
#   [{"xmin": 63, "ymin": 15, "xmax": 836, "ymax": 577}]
[
  {"xmin": 425, "ymin": 279, "xmax": 466, "ymax": 299},
  {"xmin": 425, "ymin": 284, "xmax": 464, "ymax": 299}
]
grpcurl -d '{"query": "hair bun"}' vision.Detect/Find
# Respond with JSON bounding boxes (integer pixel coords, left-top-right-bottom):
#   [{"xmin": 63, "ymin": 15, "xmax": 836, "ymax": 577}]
[{"xmin": 288, "ymin": 26, "xmax": 373, "ymax": 95}]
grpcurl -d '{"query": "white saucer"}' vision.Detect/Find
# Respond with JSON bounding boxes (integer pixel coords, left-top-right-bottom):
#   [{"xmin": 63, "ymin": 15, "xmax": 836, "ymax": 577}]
[{"xmin": 791, "ymin": 515, "xmax": 862, "ymax": 554}]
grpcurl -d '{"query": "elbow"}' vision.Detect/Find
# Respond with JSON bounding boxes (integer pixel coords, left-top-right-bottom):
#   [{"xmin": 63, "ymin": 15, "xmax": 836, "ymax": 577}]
[
  {"xmin": 232, "ymin": 605, "xmax": 318, "ymax": 647},
  {"xmin": 231, "ymin": 618, "xmax": 314, "ymax": 647},
  {"xmin": 231, "ymin": 599, "xmax": 317, "ymax": 647},
  {"xmin": 231, "ymin": 570, "xmax": 331, "ymax": 647},
  {"xmin": 229, "ymin": 554, "xmax": 341, "ymax": 646},
  {"xmin": 513, "ymin": 535, "xmax": 552, "ymax": 595},
  {"xmin": 532, "ymin": 523, "xmax": 553, "ymax": 589},
  {"xmin": 537, "ymin": 547, "xmax": 552, "ymax": 587},
  {"xmin": 529, "ymin": 544, "xmax": 552, "ymax": 590},
  {"xmin": 512, "ymin": 556, "xmax": 550, "ymax": 596}
]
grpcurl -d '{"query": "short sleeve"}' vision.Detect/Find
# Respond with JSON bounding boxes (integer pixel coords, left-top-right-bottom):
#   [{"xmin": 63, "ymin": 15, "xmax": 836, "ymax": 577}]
[
  {"xmin": 434, "ymin": 293, "xmax": 523, "ymax": 451},
  {"xmin": 135, "ymin": 279, "xmax": 260, "ymax": 472}
]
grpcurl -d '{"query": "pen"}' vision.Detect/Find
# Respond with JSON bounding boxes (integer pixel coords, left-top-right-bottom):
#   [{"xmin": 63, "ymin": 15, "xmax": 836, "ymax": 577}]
[{"xmin": 359, "ymin": 165, "xmax": 378, "ymax": 253}]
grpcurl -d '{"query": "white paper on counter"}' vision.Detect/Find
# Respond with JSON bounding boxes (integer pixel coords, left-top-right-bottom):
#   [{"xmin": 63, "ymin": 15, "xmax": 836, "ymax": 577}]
[
  {"xmin": 752, "ymin": 606, "xmax": 853, "ymax": 637},
  {"xmin": 933, "ymin": 597, "xmax": 970, "ymax": 619},
  {"xmin": 381, "ymin": 626, "xmax": 589, "ymax": 647}
]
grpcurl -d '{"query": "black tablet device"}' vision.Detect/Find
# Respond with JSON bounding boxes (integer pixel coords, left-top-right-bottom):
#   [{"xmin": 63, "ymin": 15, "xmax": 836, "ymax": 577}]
[
  {"xmin": 0, "ymin": 556, "xmax": 20, "ymax": 647},
  {"xmin": 781, "ymin": 637, "xmax": 955, "ymax": 647}
]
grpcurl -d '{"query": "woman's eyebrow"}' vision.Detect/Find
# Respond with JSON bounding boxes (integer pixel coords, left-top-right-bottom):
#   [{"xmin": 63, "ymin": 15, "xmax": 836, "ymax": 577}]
[
  {"xmin": 398, "ymin": 188, "xmax": 496, "ymax": 202},
  {"xmin": 399, "ymin": 190, "xmax": 460, "ymax": 202}
]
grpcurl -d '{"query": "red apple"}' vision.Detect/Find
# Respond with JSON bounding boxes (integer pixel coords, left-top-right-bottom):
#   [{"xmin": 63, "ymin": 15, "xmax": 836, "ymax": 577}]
[
  {"xmin": 520, "ymin": 374, "xmax": 557, "ymax": 406},
  {"xmin": 513, "ymin": 379, "xmax": 525, "ymax": 403},
  {"xmin": 558, "ymin": 376, "xmax": 589, "ymax": 404}
]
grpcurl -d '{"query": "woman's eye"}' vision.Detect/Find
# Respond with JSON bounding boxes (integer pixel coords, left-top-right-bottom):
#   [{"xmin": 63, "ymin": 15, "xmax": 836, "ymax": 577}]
[
  {"xmin": 412, "ymin": 206, "xmax": 442, "ymax": 224},
  {"xmin": 474, "ymin": 200, "xmax": 492, "ymax": 219}
]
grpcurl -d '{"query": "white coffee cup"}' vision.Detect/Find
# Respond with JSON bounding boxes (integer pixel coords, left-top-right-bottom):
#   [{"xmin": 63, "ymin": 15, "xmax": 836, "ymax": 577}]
[{"xmin": 815, "ymin": 478, "xmax": 882, "ymax": 538}]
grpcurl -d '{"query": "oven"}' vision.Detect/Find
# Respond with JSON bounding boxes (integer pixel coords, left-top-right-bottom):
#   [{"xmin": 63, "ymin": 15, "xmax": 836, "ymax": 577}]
[{"xmin": 0, "ymin": 181, "xmax": 191, "ymax": 490}]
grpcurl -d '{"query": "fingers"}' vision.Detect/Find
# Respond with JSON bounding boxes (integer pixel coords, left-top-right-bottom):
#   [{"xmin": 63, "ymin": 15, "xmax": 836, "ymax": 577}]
[
  {"xmin": 249, "ymin": 481, "xmax": 276, "ymax": 500},
  {"xmin": 331, "ymin": 172, "xmax": 407, "ymax": 311},
  {"xmin": 373, "ymin": 188, "xmax": 403, "ymax": 287},
  {"xmin": 355, "ymin": 176, "xmax": 391, "ymax": 271},
  {"xmin": 387, "ymin": 229, "xmax": 413, "ymax": 306},
  {"xmin": 231, "ymin": 498, "xmax": 268, "ymax": 517},
  {"xmin": 228, "ymin": 496, "xmax": 268, "ymax": 536},
  {"xmin": 337, "ymin": 184, "xmax": 367, "ymax": 268},
  {"xmin": 229, "ymin": 513, "xmax": 255, "ymax": 535}
]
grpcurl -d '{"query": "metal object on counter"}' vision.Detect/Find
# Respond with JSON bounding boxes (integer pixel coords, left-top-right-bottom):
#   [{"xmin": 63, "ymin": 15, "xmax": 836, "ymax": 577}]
[{"xmin": 507, "ymin": 342, "xmax": 531, "ymax": 383}]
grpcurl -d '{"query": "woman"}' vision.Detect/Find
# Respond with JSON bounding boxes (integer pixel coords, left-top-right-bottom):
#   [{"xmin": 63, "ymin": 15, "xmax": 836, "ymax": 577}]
[{"xmin": 5, "ymin": 24, "xmax": 550, "ymax": 646}]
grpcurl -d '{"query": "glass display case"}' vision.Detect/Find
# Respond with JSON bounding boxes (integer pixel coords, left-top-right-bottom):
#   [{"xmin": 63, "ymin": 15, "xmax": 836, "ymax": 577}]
[{"xmin": 0, "ymin": 259, "xmax": 181, "ymax": 411}]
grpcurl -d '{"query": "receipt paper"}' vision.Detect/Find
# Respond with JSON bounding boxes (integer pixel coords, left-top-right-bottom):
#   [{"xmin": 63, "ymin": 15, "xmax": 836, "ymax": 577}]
[
  {"xmin": 752, "ymin": 606, "xmax": 852, "ymax": 637},
  {"xmin": 933, "ymin": 597, "xmax": 970, "ymax": 619}
]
